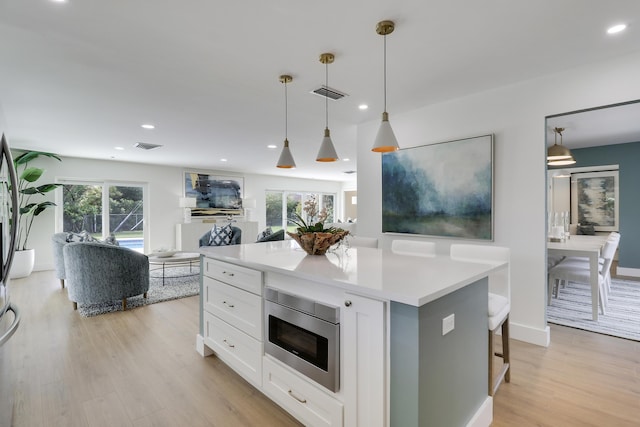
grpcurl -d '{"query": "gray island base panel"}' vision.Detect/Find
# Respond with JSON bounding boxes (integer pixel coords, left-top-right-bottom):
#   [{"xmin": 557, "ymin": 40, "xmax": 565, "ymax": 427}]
[{"xmin": 391, "ymin": 278, "xmax": 488, "ymax": 427}]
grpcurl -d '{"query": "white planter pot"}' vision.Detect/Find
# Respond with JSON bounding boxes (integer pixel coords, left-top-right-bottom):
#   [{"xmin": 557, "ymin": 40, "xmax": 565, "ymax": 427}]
[{"xmin": 10, "ymin": 249, "xmax": 35, "ymax": 279}]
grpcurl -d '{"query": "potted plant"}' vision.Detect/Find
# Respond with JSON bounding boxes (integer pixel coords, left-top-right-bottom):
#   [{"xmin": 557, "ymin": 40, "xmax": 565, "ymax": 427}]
[
  {"xmin": 287, "ymin": 212, "xmax": 349, "ymax": 256},
  {"xmin": 10, "ymin": 150, "xmax": 62, "ymax": 278}
]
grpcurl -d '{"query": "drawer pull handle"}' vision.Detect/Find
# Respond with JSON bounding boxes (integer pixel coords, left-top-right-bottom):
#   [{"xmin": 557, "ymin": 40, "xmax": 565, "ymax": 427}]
[
  {"xmin": 222, "ymin": 271, "xmax": 235, "ymax": 277},
  {"xmin": 223, "ymin": 339, "xmax": 235, "ymax": 348},
  {"xmin": 344, "ymin": 300, "xmax": 352, "ymax": 307},
  {"xmin": 223, "ymin": 301, "xmax": 235, "ymax": 308},
  {"xmin": 288, "ymin": 390, "xmax": 307, "ymax": 404}
]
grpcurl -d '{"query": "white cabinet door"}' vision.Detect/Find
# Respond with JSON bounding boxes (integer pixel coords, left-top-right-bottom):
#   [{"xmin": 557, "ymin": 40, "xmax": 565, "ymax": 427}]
[
  {"xmin": 342, "ymin": 293, "xmax": 386, "ymax": 427},
  {"xmin": 203, "ymin": 276, "xmax": 262, "ymax": 339},
  {"xmin": 263, "ymin": 356, "xmax": 343, "ymax": 427}
]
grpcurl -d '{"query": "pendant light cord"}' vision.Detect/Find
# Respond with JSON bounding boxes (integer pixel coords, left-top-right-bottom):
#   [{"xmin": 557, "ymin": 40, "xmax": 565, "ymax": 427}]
[
  {"xmin": 284, "ymin": 81, "xmax": 288, "ymax": 140},
  {"xmin": 325, "ymin": 61, "xmax": 329, "ymax": 128},
  {"xmin": 383, "ymin": 34, "xmax": 387, "ymax": 113}
]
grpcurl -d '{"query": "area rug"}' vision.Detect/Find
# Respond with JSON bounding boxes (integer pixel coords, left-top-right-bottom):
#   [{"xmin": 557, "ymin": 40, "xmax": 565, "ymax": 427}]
[
  {"xmin": 547, "ymin": 277, "xmax": 640, "ymax": 341},
  {"xmin": 77, "ymin": 267, "xmax": 200, "ymax": 317}
]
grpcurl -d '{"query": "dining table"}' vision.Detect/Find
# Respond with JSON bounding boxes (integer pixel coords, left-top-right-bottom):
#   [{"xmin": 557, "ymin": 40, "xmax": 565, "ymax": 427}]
[{"xmin": 547, "ymin": 234, "xmax": 609, "ymax": 321}]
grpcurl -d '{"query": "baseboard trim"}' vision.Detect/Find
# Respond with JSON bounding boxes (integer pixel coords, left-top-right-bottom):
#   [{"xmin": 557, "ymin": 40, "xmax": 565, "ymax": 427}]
[
  {"xmin": 510, "ymin": 322, "xmax": 550, "ymax": 347},
  {"xmin": 466, "ymin": 396, "xmax": 493, "ymax": 427},
  {"xmin": 616, "ymin": 267, "xmax": 640, "ymax": 278}
]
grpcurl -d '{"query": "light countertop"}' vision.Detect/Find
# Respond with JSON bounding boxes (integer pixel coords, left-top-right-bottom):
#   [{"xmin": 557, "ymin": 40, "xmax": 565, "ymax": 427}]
[{"xmin": 199, "ymin": 240, "xmax": 505, "ymax": 307}]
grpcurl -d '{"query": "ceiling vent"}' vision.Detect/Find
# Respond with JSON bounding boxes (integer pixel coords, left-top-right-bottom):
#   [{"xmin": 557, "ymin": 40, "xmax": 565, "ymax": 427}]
[
  {"xmin": 311, "ymin": 85, "xmax": 348, "ymax": 101},
  {"xmin": 134, "ymin": 142, "xmax": 163, "ymax": 150}
]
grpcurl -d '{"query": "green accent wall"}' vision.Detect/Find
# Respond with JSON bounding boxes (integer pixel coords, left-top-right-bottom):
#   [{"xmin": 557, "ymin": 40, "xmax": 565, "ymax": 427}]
[{"xmin": 571, "ymin": 141, "xmax": 640, "ymax": 269}]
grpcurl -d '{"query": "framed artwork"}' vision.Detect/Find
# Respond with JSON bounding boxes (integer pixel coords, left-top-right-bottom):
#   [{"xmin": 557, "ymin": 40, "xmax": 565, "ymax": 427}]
[
  {"xmin": 570, "ymin": 170, "xmax": 619, "ymax": 231},
  {"xmin": 184, "ymin": 172, "xmax": 243, "ymax": 216},
  {"xmin": 382, "ymin": 134, "xmax": 494, "ymax": 240}
]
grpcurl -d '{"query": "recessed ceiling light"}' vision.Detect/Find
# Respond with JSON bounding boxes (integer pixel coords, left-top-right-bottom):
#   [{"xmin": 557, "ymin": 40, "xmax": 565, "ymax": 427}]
[
  {"xmin": 358, "ymin": 104, "xmax": 368, "ymax": 110},
  {"xmin": 220, "ymin": 158, "xmax": 228, "ymax": 162},
  {"xmin": 342, "ymin": 158, "xmax": 351, "ymax": 162},
  {"xmin": 267, "ymin": 144, "xmax": 277, "ymax": 149},
  {"xmin": 141, "ymin": 124, "xmax": 155, "ymax": 129},
  {"xmin": 607, "ymin": 24, "xmax": 627, "ymax": 34},
  {"xmin": 114, "ymin": 146, "xmax": 125, "ymax": 151},
  {"xmin": 51, "ymin": 0, "xmax": 67, "ymax": 3}
]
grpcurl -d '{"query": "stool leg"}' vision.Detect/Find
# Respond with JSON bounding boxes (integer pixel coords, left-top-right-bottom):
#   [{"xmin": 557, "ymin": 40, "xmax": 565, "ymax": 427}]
[{"xmin": 502, "ymin": 317, "xmax": 510, "ymax": 383}]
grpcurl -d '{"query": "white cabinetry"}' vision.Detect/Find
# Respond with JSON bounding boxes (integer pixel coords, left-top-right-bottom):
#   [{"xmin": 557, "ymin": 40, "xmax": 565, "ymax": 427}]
[
  {"xmin": 263, "ymin": 357, "xmax": 344, "ymax": 427},
  {"xmin": 198, "ymin": 256, "xmax": 388, "ymax": 427},
  {"xmin": 342, "ymin": 293, "xmax": 387, "ymax": 427},
  {"xmin": 201, "ymin": 258, "xmax": 263, "ymax": 387}
]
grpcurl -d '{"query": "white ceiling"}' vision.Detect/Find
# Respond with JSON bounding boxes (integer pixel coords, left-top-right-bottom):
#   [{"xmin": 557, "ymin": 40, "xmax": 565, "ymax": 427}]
[{"xmin": 1, "ymin": 1, "xmax": 640, "ymax": 182}]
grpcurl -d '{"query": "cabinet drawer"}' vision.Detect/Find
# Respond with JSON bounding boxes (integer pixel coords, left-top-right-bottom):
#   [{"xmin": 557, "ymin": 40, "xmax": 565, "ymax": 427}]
[
  {"xmin": 263, "ymin": 356, "xmax": 343, "ymax": 427},
  {"xmin": 203, "ymin": 276, "xmax": 262, "ymax": 340},
  {"xmin": 203, "ymin": 258, "xmax": 262, "ymax": 295},
  {"xmin": 203, "ymin": 312, "xmax": 262, "ymax": 387}
]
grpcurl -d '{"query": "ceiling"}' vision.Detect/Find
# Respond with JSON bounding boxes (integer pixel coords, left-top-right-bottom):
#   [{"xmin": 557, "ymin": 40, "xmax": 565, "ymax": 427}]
[{"xmin": 1, "ymin": 1, "xmax": 640, "ymax": 182}]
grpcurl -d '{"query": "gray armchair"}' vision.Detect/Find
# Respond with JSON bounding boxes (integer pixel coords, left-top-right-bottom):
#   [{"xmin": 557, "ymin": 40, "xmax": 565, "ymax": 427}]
[
  {"xmin": 199, "ymin": 226, "xmax": 242, "ymax": 247},
  {"xmin": 63, "ymin": 242, "xmax": 149, "ymax": 311}
]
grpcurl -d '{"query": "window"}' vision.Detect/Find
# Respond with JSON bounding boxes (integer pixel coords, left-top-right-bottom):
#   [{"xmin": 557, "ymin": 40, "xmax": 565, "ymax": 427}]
[
  {"xmin": 266, "ymin": 190, "xmax": 336, "ymax": 232},
  {"xmin": 58, "ymin": 181, "xmax": 146, "ymax": 251}
]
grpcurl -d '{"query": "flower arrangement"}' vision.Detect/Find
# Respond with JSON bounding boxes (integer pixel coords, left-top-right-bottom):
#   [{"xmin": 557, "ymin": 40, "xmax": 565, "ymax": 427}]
[{"xmin": 287, "ymin": 212, "xmax": 349, "ymax": 255}]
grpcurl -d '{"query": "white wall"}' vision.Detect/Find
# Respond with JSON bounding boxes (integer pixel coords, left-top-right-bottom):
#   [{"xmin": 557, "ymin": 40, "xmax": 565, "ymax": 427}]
[
  {"xmin": 357, "ymin": 51, "xmax": 640, "ymax": 347},
  {"xmin": 25, "ymin": 155, "xmax": 344, "ymax": 271}
]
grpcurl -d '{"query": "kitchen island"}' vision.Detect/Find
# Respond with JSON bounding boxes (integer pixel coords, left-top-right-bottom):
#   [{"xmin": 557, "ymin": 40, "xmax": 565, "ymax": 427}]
[{"xmin": 197, "ymin": 240, "xmax": 506, "ymax": 427}]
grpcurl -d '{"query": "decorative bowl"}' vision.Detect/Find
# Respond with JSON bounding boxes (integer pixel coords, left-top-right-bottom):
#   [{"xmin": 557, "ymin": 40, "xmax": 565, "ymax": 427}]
[
  {"xmin": 152, "ymin": 249, "xmax": 177, "ymax": 258},
  {"xmin": 287, "ymin": 231, "xmax": 349, "ymax": 255}
]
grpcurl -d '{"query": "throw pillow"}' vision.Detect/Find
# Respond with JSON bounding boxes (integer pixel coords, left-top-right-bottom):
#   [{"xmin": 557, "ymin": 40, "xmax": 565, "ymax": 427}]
[
  {"xmin": 66, "ymin": 230, "xmax": 97, "ymax": 243},
  {"xmin": 209, "ymin": 224, "xmax": 233, "ymax": 246},
  {"xmin": 101, "ymin": 233, "xmax": 120, "ymax": 246},
  {"xmin": 257, "ymin": 227, "xmax": 273, "ymax": 241}
]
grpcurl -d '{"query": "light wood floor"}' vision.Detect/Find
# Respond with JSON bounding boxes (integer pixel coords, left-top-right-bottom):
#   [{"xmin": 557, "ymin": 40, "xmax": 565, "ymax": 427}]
[{"xmin": 2, "ymin": 270, "xmax": 640, "ymax": 426}]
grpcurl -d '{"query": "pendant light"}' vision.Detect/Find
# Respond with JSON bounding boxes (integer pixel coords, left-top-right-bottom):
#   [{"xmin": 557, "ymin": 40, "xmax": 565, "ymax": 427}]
[
  {"xmin": 372, "ymin": 20, "xmax": 399, "ymax": 153},
  {"xmin": 316, "ymin": 53, "xmax": 339, "ymax": 162},
  {"xmin": 276, "ymin": 75, "xmax": 296, "ymax": 169},
  {"xmin": 547, "ymin": 127, "xmax": 576, "ymax": 166}
]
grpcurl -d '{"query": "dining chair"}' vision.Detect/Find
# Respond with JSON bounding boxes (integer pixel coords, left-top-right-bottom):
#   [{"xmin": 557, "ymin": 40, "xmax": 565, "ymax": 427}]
[
  {"xmin": 553, "ymin": 232, "xmax": 620, "ymax": 296},
  {"xmin": 348, "ymin": 236, "xmax": 379, "ymax": 248},
  {"xmin": 449, "ymin": 244, "xmax": 510, "ymax": 396},
  {"xmin": 548, "ymin": 238, "xmax": 618, "ymax": 313},
  {"xmin": 391, "ymin": 239, "xmax": 436, "ymax": 257}
]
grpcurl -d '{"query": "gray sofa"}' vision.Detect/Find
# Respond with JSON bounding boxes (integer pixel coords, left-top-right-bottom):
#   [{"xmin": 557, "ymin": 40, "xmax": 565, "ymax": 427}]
[{"xmin": 63, "ymin": 242, "xmax": 149, "ymax": 311}]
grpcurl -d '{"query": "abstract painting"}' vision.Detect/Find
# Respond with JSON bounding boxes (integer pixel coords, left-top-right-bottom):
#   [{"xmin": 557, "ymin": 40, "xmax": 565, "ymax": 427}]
[
  {"xmin": 184, "ymin": 172, "xmax": 243, "ymax": 216},
  {"xmin": 570, "ymin": 170, "xmax": 619, "ymax": 231},
  {"xmin": 382, "ymin": 134, "xmax": 494, "ymax": 240}
]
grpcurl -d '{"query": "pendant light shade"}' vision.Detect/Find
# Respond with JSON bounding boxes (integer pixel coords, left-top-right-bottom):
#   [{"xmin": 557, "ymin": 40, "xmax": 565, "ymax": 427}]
[
  {"xmin": 372, "ymin": 20, "xmax": 399, "ymax": 153},
  {"xmin": 277, "ymin": 138, "xmax": 295, "ymax": 169},
  {"xmin": 276, "ymin": 75, "xmax": 296, "ymax": 169},
  {"xmin": 547, "ymin": 127, "xmax": 576, "ymax": 166},
  {"xmin": 373, "ymin": 112, "xmax": 399, "ymax": 153},
  {"xmin": 316, "ymin": 53, "xmax": 339, "ymax": 162},
  {"xmin": 317, "ymin": 128, "xmax": 339, "ymax": 162}
]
